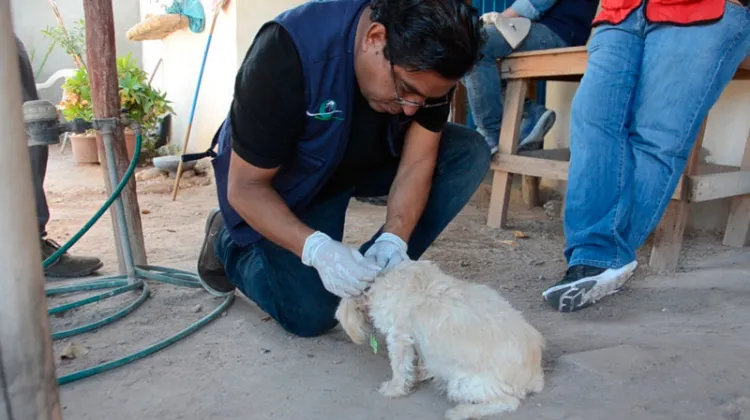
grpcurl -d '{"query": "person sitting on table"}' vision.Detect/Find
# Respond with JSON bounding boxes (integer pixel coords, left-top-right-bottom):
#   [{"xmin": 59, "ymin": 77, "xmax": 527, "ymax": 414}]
[
  {"xmin": 462, "ymin": 0, "xmax": 599, "ymax": 154},
  {"xmin": 542, "ymin": 0, "xmax": 750, "ymax": 312}
]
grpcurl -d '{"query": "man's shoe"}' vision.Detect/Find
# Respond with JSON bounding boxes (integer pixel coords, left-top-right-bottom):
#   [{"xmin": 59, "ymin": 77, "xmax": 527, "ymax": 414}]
[
  {"xmin": 42, "ymin": 238, "xmax": 103, "ymax": 278},
  {"xmin": 518, "ymin": 101, "xmax": 556, "ymax": 152},
  {"xmin": 542, "ymin": 261, "xmax": 638, "ymax": 313},
  {"xmin": 197, "ymin": 209, "xmax": 235, "ymax": 297}
]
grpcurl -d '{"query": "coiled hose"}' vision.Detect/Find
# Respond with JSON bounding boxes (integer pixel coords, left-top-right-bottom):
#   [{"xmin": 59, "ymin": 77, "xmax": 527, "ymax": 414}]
[{"xmin": 45, "ymin": 131, "xmax": 234, "ymax": 385}]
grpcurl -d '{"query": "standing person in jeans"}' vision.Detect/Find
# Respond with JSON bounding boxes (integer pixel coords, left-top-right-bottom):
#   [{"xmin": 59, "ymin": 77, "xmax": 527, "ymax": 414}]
[
  {"xmin": 196, "ymin": 0, "xmax": 488, "ymax": 337},
  {"xmin": 462, "ymin": 0, "xmax": 599, "ymax": 154},
  {"xmin": 543, "ymin": 0, "xmax": 750, "ymax": 313},
  {"xmin": 15, "ymin": 33, "xmax": 103, "ymax": 278}
]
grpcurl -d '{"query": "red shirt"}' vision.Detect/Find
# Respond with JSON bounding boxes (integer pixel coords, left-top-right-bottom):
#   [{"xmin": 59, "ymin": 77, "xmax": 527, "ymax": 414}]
[{"xmin": 594, "ymin": 0, "xmax": 726, "ymax": 26}]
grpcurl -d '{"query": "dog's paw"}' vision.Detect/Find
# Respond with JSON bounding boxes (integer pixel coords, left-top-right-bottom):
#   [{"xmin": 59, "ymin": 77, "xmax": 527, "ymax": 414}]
[{"xmin": 378, "ymin": 380, "xmax": 411, "ymax": 398}]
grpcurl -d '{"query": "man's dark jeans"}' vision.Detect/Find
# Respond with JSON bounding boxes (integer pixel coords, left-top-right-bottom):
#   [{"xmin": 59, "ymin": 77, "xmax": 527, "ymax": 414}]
[{"xmin": 215, "ymin": 123, "xmax": 491, "ymax": 337}]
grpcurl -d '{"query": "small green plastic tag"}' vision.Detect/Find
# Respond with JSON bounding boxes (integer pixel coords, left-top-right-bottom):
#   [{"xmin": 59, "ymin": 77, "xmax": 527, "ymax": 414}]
[{"xmin": 370, "ymin": 334, "xmax": 378, "ymax": 354}]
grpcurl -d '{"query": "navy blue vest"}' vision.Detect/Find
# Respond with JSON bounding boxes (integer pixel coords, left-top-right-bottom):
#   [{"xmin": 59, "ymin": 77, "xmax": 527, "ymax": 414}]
[
  {"xmin": 539, "ymin": 0, "xmax": 599, "ymax": 46},
  {"xmin": 207, "ymin": 0, "xmax": 411, "ymax": 247}
]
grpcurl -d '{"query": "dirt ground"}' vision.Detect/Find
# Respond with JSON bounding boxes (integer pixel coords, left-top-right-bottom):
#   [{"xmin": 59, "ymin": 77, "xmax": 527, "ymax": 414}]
[{"xmin": 40, "ymin": 145, "xmax": 750, "ymax": 420}]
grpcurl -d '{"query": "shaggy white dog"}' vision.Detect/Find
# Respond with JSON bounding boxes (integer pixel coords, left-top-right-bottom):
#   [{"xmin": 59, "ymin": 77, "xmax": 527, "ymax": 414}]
[{"xmin": 335, "ymin": 260, "xmax": 545, "ymax": 420}]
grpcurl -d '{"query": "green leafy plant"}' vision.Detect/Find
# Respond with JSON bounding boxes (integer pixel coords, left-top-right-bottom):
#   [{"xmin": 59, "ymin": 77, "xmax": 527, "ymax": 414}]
[
  {"xmin": 59, "ymin": 66, "xmax": 94, "ymax": 128},
  {"xmin": 41, "ymin": 18, "xmax": 87, "ymax": 69},
  {"xmin": 60, "ymin": 53, "xmax": 174, "ymax": 148},
  {"xmin": 117, "ymin": 53, "xmax": 173, "ymax": 131}
]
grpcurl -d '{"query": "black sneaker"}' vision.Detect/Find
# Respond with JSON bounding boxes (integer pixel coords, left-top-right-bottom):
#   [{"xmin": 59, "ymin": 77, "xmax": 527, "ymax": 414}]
[
  {"xmin": 197, "ymin": 209, "xmax": 234, "ymax": 297},
  {"xmin": 42, "ymin": 238, "xmax": 103, "ymax": 278},
  {"xmin": 542, "ymin": 261, "xmax": 638, "ymax": 312}
]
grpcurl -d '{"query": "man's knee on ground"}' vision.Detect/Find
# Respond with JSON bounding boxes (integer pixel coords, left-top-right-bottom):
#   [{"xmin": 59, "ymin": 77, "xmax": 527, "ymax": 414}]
[{"xmin": 273, "ymin": 301, "xmax": 340, "ymax": 338}]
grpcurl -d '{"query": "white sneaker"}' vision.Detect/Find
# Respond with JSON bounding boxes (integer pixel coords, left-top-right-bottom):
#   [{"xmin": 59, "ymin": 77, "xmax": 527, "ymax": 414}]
[{"xmin": 542, "ymin": 261, "xmax": 638, "ymax": 312}]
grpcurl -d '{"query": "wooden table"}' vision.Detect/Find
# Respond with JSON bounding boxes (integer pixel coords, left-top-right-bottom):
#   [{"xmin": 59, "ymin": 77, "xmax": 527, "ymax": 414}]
[{"xmin": 487, "ymin": 46, "xmax": 750, "ymax": 270}]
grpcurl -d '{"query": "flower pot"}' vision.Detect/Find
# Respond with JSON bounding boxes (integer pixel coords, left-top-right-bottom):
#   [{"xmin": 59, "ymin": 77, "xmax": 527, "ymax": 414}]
[
  {"xmin": 70, "ymin": 134, "xmax": 100, "ymax": 164},
  {"xmin": 124, "ymin": 129, "xmax": 137, "ymax": 162},
  {"xmin": 95, "ymin": 129, "xmax": 138, "ymax": 164}
]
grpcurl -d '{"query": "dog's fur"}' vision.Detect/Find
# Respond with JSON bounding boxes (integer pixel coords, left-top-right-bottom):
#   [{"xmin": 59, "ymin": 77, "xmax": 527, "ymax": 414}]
[{"xmin": 335, "ymin": 260, "xmax": 545, "ymax": 420}]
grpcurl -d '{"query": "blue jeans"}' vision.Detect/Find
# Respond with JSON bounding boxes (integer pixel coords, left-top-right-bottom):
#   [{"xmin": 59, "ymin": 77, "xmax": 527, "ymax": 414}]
[
  {"xmin": 564, "ymin": 3, "xmax": 750, "ymax": 269},
  {"xmin": 462, "ymin": 22, "xmax": 568, "ymax": 149},
  {"xmin": 215, "ymin": 123, "xmax": 490, "ymax": 337}
]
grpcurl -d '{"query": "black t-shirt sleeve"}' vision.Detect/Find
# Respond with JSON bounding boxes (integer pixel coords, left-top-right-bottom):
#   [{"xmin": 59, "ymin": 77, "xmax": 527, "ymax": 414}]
[
  {"xmin": 413, "ymin": 102, "xmax": 451, "ymax": 133},
  {"xmin": 230, "ymin": 23, "xmax": 305, "ymax": 169}
]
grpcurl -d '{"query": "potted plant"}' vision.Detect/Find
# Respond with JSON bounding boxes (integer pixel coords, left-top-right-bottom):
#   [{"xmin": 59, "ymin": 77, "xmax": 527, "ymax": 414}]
[
  {"xmin": 59, "ymin": 54, "xmax": 173, "ymax": 164},
  {"xmin": 59, "ymin": 67, "xmax": 98, "ymax": 163},
  {"xmin": 117, "ymin": 53, "xmax": 173, "ymax": 161}
]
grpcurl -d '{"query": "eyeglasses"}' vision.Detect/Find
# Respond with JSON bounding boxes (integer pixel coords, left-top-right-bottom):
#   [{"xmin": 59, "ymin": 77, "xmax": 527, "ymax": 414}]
[{"xmin": 390, "ymin": 62, "xmax": 452, "ymax": 109}]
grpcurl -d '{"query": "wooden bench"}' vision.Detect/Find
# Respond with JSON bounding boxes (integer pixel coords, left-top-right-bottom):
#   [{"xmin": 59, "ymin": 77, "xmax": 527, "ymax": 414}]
[{"xmin": 487, "ymin": 46, "xmax": 750, "ymax": 271}]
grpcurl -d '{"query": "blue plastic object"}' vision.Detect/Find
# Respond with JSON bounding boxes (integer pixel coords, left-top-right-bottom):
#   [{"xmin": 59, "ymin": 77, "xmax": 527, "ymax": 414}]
[{"xmin": 166, "ymin": 0, "xmax": 206, "ymax": 33}]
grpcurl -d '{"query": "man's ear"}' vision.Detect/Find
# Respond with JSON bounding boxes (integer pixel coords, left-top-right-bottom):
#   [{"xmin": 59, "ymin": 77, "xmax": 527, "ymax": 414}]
[{"xmin": 364, "ymin": 22, "xmax": 387, "ymax": 53}]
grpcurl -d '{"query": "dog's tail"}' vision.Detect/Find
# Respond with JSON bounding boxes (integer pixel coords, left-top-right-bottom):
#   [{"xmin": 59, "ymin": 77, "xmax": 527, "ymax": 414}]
[{"xmin": 334, "ymin": 296, "xmax": 370, "ymax": 345}]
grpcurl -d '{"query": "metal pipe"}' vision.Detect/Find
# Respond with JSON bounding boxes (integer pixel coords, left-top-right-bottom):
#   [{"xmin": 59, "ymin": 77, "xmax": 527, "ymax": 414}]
[
  {"xmin": 97, "ymin": 120, "xmax": 136, "ymax": 282},
  {"xmin": 0, "ymin": 3, "xmax": 63, "ymax": 419}
]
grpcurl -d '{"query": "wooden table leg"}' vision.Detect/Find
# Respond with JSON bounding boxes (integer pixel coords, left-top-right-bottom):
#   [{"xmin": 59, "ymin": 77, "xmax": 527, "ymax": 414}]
[
  {"xmin": 488, "ymin": 80, "xmax": 527, "ymax": 228},
  {"xmin": 521, "ymin": 81, "xmax": 541, "ymax": 208},
  {"xmin": 522, "ymin": 176, "xmax": 541, "ymax": 209},
  {"xmin": 451, "ymin": 81, "xmax": 468, "ymax": 125},
  {"xmin": 649, "ymin": 120, "xmax": 707, "ymax": 271},
  {"xmin": 723, "ymin": 126, "xmax": 750, "ymax": 247}
]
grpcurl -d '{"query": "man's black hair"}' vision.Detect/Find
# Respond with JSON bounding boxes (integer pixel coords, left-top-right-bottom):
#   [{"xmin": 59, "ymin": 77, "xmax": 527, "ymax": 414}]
[{"xmin": 369, "ymin": 0, "xmax": 486, "ymax": 80}]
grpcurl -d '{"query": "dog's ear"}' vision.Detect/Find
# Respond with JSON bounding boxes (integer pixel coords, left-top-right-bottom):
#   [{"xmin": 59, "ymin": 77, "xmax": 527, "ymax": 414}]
[{"xmin": 334, "ymin": 296, "xmax": 371, "ymax": 345}]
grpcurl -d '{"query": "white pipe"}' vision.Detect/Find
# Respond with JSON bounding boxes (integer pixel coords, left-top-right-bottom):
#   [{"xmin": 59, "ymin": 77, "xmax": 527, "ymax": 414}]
[{"xmin": 0, "ymin": 1, "xmax": 63, "ymax": 419}]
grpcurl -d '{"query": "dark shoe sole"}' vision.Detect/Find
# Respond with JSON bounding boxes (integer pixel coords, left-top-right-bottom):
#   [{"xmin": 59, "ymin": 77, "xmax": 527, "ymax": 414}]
[
  {"xmin": 45, "ymin": 260, "xmax": 104, "ymax": 279},
  {"xmin": 197, "ymin": 209, "xmax": 234, "ymax": 297}
]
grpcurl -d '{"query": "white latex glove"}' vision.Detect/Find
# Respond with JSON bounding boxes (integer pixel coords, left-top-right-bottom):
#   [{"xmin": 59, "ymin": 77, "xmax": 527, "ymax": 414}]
[
  {"xmin": 364, "ymin": 232, "xmax": 410, "ymax": 272},
  {"xmin": 302, "ymin": 231, "xmax": 381, "ymax": 298}
]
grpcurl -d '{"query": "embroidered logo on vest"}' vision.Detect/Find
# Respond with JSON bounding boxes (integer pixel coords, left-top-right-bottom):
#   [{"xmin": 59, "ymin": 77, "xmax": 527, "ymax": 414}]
[{"xmin": 306, "ymin": 99, "xmax": 344, "ymax": 121}]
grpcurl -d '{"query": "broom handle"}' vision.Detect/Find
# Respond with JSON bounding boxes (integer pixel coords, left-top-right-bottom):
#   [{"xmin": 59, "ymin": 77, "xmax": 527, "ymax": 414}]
[{"xmin": 171, "ymin": 5, "xmax": 223, "ymax": 201}]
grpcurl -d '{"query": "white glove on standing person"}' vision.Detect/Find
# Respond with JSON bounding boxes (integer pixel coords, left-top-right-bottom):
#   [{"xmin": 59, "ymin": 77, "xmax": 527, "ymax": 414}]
[
  {"xmin": 364, "ymin": 232, "xmax": 410, "ymax": 271},
  {"xmin": 302, "ymin": 231, "xmax": 381, "ymax": 298}
]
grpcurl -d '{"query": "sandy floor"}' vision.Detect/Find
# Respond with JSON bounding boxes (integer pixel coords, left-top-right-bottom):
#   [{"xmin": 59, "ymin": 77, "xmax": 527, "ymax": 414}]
[{"xmin": 37, "ymin": 146, "xmax": 750, "ymax": 420}]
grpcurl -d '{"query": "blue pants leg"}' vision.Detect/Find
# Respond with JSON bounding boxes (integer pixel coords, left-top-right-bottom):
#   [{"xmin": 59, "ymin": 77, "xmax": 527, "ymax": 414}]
[
  {"xmin": 564, "ymin": 4, "xmax": 750, "ymax": 269},
  {"xmin": 462, "ymin": 22, "xmax": 567, "ymax": 150}
]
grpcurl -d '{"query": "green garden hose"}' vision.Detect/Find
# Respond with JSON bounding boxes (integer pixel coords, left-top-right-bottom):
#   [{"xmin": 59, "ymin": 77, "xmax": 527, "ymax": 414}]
[{"xmin": 45, "ymin": 131, "xmax": 233, "ymax": 385}]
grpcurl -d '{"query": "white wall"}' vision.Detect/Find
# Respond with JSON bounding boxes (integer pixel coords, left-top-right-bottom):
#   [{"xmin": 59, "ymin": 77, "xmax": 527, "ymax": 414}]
[
  {"xmin": 702, "ymin": 81, "xmax": 750, "ymax": 167},
  {"xmin": 140, "ymin": 0, "xmax": 308, "ymax": 154},
  {"xmin": 11, "ymin": 0, "xmax": 141, "ymax": 103},
  {"xmin": 140, "ymin": 0, "xmax": 237, "ymax": 154},
  {"xmin": 234, "ymin": 0, "xmax": 308, "ymax": 68}
]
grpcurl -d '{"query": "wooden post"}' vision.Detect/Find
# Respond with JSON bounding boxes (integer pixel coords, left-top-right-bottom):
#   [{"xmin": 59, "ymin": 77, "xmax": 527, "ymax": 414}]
[
  {"xmin": 83, "ymin": 0, "xmax": 147, "ymax": 270},
  {"xmin": 0, "ymin": 6, "xmax": 62, "ymax": 418}
]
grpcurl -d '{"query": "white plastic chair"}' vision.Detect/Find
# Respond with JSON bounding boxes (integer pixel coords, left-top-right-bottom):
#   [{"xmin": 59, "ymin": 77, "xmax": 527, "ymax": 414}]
[{"xmin": 35, "ymin": 68, "xmax": 76, "ymax": 153}]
